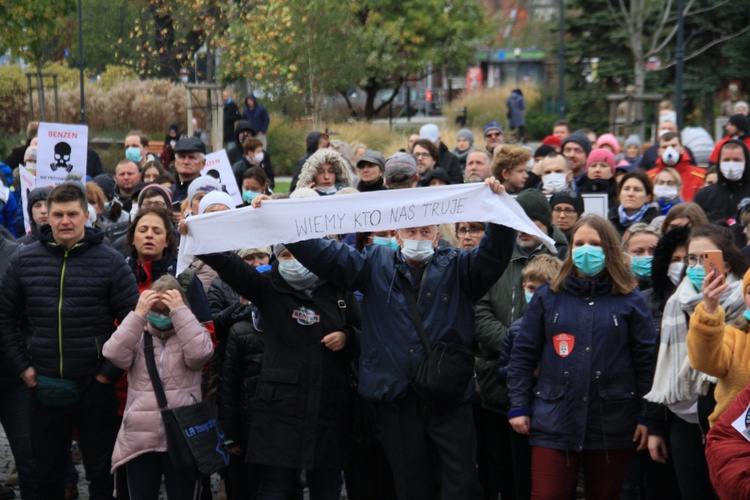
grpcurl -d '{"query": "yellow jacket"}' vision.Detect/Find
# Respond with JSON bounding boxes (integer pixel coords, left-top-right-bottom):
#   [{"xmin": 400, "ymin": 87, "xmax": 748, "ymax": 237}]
[{"xmin": 687, "ymin": 302, "xmax": 750, "ymax": 427}]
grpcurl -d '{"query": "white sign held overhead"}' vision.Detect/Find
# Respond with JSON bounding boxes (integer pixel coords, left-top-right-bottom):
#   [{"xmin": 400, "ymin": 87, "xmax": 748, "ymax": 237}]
[
  {"xmin": 36, "ymin": 123, "xmax": 88, "ymax": 187},
  {"xmin": 18, "ymin": 166, "xmax": 36, "ymax": 235},
  {"xmin": 202, "ymin": 149, "xmax": 242, "ymax": 207}
]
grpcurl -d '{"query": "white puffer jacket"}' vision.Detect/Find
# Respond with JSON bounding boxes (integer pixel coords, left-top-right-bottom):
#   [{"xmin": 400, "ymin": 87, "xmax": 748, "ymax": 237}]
[{"xmin": 102, "ymin": 306, "xmax": 213, "ymax": 472}]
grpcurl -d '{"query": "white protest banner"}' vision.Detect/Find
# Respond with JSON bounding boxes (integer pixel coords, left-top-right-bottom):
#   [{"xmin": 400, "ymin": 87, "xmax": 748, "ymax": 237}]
[
  {"xmin": 202, "ymin": 149, "xmax": 242, "ymax": 207},
  {"xmin": 18, "ymin": 166, "xmax": 36, "ymax": 235},
  {"xmin": 36, "ymin": 123, "xmax": 88, "ymax": 187},
  {"xmin": 178, "ymin": 183, "xmax": 556, "ymax": 274}
]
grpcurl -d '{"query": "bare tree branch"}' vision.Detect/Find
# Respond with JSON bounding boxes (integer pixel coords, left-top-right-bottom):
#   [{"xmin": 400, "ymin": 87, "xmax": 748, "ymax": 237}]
[
  {"xmin": 658, "ymin": 25, "xmax": 750, "ymax": 70},
  {"xmin": 648, "ymin": 0, "xmax": 698, "ymax": 56},
  {"xmin": 648, "ymin": 0, "xmax": 674, "ymax": 56},
  {"xmin": 666, "ymin": 0, "xmax": 731, "ymax": 23},
  {"xmin": 606, "ymin": 0, "xmax": 630, "ymax": 32}
]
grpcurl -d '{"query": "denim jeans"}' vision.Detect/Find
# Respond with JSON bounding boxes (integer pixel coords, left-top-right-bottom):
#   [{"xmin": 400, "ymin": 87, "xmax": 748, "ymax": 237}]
[
  {"xmin": 0, "ymin": 382, "xmax": 34, "ymax": 500},
  {"xmin": 30, "ymin": 378, "xmax": 120, "ymax": 500},
  {"xmin": 257, "ymin": 466, "xmax": 341, "ymax": 500},
  {"xmin": 126, "ymin": 452, "xmax": 199, "ymax": 500}
]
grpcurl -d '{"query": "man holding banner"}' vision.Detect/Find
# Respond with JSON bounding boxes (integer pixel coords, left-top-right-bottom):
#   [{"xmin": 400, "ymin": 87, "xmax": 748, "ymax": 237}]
[{"xmin": 273, "ymin": 177, "xmax": 513, "ymax": 499}]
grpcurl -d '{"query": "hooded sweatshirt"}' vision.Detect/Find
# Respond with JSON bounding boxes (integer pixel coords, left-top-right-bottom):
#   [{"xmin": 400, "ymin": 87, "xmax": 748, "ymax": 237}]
[
  {"xmin": 694, "ymin": 139, "xmax": 750, "ymax": 223},
  {"xmin": 241, "ymin": 94, "xmax": 270, "ymax": 135}
]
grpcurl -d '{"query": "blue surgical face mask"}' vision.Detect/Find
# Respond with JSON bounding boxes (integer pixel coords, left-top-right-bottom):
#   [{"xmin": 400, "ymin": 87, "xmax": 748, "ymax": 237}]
[
  {"xmin": 686, "ymin": 265, "xmax": 706, "ymax": 291},
  {"xmin": 146, "ymin": 311, "xmax": 173, "ymax": 330},
  {"xmin": 373, "ymin": 236, "xmax": 399, "ymax": 251},
  {"xmin": 744, "ymin": 310, "xmax": 750, "ymax": 322},
  {"xmin": 630, "ymin": 255, "xmax": 653, "ymax": 280},
  {"xmin": 278, "ymin": 259, "xmax": 318, "ymax": 290},
  {"xmin": 525, "ymin": 292, "xmax": 534, "ymax": 303},
  {"xmin": 572, "ymin": 244, "xmax": 606, "ymax": 277},
  {"xmin": 125, "ymin": 147, "xmax": 143, "ymax": 164},
  {"xmin": 242, "ymin": 190, "xmax": 260, "ymax": 204}
]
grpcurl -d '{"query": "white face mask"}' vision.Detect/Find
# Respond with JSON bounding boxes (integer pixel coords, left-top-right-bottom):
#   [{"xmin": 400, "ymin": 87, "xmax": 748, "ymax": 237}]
[
  {"xmin": 661, "ymin": 146, "xmax": 680, "ymax": 166},
  {"xmin": 401, "ymin": 238, "xmax": 435, "ymax": 262},
  {"xmin": 653, "ymin": 185, "xmax": 678, "ymax": 201},
  {"xmin": 256, "ymin": 152, "xmax": 264, "ymax": 163},
  {"xmin": 720, "ymin": 161, "xmax": 745, "ymax": 181},
  {"xmin": 668, "ymin": 262, "xmax": 685, "ymax": 286},
  {"xmin": 278, "ymin": 259, "xmax": 318, "ymax": 290},
  {"xmin": 542, "ymin": 172, "xmax": 567, "ymax": 194}
]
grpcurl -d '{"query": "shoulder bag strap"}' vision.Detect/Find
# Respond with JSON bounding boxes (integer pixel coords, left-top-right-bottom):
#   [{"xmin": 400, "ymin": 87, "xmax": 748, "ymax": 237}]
[
  {"xmin": 398, "ymin": 273, "xmax": 431, "ymax": 355},
  {"xmin": 143, "ymin": 332, "xmax": 170, "ymax": 410}
]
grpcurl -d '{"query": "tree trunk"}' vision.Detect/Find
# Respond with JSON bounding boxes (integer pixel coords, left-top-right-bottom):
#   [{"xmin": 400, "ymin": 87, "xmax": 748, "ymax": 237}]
[{"xmin": 363, "ymin": 78, "xmax": 380, "ymax": 120}]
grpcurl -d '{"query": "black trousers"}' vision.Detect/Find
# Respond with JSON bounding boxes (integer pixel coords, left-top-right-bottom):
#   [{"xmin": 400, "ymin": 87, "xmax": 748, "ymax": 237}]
[
  {"xmin": 30, "ymin": 378, "xmax": 120, "ymax": 500},
  {"xmin": 474, "ymin": 404, "xmax": 516, "ymax": 500},
  {"xmin": 669, "ymin": 412, "xmax": 716, "ymax": 500},
  {"xmin": 375, "ymin": 390, "xmax": 481, "ymax": 500}
]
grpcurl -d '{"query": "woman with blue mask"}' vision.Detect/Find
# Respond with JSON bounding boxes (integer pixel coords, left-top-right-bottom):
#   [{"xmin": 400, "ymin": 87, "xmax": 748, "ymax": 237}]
[
  {"xmin": 196, "ymin": 240, "xmax": 361, "ymax": 500},
  {"xmin": 508, "ymin": 215, "xmax": 657, "ymax": 498},
  {"xmin": 622, "ymin": 223, "xmax": 661, "ymax": 288},
  {"xmin": 646, "ymin": 224, "xmax": 748, "ymax": 499},
  {"xmin": 240, "ymin": 167, "xmax": 272, "ymax": 206}
]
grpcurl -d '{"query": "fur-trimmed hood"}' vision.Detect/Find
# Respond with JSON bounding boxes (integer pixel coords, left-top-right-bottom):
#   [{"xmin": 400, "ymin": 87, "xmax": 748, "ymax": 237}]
[{"xmin": 295, "ymin": 148, "xmax": 353, "ymax": 191}]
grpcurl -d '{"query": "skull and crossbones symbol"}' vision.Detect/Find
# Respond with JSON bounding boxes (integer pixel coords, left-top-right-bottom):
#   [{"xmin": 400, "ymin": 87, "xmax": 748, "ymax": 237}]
[{"xmin": 50, "ymin": 142, "xmax": 73, "ymax": 173}]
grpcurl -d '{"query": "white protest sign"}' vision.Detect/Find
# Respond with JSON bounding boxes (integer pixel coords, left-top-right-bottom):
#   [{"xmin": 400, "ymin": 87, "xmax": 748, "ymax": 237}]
[
  {"xmin": 36, "ymin": 123, "xmax": 88, "ymax": 186},
  {"xmin": 18, "ymin": 166, "xmax": 36, "ymax": 235},
  {"xmin": 178, "ymin": 183, "xmax": 556, "ymax": 274},
  {"xmin": 202, "ymin": 149, "xmax": 242, "ymax": 207}
]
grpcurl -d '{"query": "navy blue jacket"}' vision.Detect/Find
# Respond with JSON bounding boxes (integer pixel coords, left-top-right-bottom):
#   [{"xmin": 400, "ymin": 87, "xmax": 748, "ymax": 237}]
[
  {"xmin": 0, "ymin": 225, "xmax": 139, "ymax": 382},
  {"xmin": 241, "ymin": 94, "xmax": 270, "ymax": 134},
  {"xmin": 507, "ymin": 277, "xmax": 656, "ymax": 452},
  {"xmin": 287, "ymin": 223, "xmax": 516, "ymax": 403}
]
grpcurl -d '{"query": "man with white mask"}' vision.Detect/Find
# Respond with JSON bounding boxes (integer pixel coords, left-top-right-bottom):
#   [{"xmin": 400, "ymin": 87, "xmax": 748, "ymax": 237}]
[
  {"xmin": 246, "ymin": 176, "xmax": 516, "ymax": 499},
  {"xmin": 646, "ymin": 132, "xmax": 705, "ymax": 202},
  {"xmin": 694, "ymin": 139, "xmax": 750, "ymax": 223},
  {"xmin": 539, "ymin": 153, "xmax": 577, "ymax": 195}
]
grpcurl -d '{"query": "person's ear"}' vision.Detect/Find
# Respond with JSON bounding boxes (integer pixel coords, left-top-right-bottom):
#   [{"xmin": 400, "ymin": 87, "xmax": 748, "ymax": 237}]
[
  {"xmin": 433, "ymin": 231, "xmax": 441, "ymax": 248},
  {"xmin": 395, "ymin": 231, "xmax": 404, "ymax": 247}
]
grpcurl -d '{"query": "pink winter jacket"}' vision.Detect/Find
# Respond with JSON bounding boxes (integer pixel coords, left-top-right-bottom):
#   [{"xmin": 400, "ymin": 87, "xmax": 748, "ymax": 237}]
[{"xmin": 102, "ymin": 306, "xmax": 213, "ymax": 472}]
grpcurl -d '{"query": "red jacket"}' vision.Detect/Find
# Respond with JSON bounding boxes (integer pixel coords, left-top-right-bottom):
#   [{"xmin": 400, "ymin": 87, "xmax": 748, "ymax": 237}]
[
  {"xmin": 647, "ymin": 151, "xmax": 706, "ymax": 202},
  {"xmin": 706, "ymin": 381, "xmax": 750, "ymax": 500},
  {"xmin": 709, "ymin": 135, "xmax": 750, "ymax": 165}
]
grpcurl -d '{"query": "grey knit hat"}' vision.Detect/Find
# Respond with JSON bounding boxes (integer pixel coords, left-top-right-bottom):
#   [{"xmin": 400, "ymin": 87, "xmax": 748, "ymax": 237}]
[
  {"xmin": 456, "ymin": 129, "xmax": 475, "ymax": 146},
  {"xmin": 624, "ymin": 134, "xmax": 641, "ymax": 149}
]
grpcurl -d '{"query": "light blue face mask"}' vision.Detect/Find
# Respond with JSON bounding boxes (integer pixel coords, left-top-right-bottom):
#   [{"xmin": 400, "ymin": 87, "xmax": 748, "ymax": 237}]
[
  {"xmin": 125, "ymin": 147, "xmax": 143, "ymax": 164},
  {"xmin": 146, "ymin": 312, "xmax": 173, "ymax": 330},
  {"xmin": 572, "ymin": 244, "xmax": 606, "ymax": 277},
  {"xmin": 630, "ymin": 255, "xmax": 653, "ymax": 280},
  {"xmin": 373, "ymin": 236, "xmax": 399, "ymax": 251},
  {"xmin": 242, "ymin": 190, "xmax": 260, "ymax": 204},
  {"xmin": 525, "ymin": 292, "xmax": 534, "ymax": 304},
  {"xmin": 686, "ymin": 265, "xmax": 706, "ymax": 291},
  {"xmin": 744, "ymin": 310, "xmax": 750, "ymax": 322}
]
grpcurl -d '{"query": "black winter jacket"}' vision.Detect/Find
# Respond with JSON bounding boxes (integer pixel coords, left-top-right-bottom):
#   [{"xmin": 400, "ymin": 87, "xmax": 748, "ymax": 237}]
[
  {"xmin": 221, "ymin": 319, "xmax": 264, "ymax": 448},
  {"xmin": 198, "ymin": 253, "xmax": 361, "ymax": 469},
  {"xmin": 437, "ymin": 142, "xmax": 464, "ymax": 184},
  {"xmin": 0, "ymin": 226, "xmax": 139, "ymax": 382},
  {"xmin": 694, "ymin": 139, "xmax": 750, "ymax": 223}
]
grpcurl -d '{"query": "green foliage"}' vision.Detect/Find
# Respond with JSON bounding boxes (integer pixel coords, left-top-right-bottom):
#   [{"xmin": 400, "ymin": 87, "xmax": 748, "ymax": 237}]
[
  {"xmin": 265, "ymin": 115, "xmax": 308, "ymax": 176},
  {"xmin": 0, "ymin": 65, "xmax": 26, "ymax": 135},
  {"xmin": 0, "ymin": 0, "xmax": 76, "ymax": 67}
]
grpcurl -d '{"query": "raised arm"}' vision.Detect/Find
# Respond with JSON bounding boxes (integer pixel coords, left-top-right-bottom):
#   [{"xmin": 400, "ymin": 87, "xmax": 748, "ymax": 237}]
[
  {"xmin": 197, "ymin": 252, "xmax": 266, "ymax": 307},
  {"xmin": 687, "ymin": 302, "xmax": 732, "ymax": 379}
]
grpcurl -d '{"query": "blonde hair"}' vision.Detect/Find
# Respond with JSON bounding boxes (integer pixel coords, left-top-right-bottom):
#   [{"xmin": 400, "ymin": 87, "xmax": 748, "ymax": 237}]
[
  {"xmin": 491, "ymin": 145, "xmax": 532, "ymax": 178},
  {"xmin": 654, "ymin": 167, "xmax": 682, "ymax": 188},
  {"xmin": 522, "ymin": 254, "xmax": 563, "ymax": 283},
  {"xmin": 621, "ymin": 222, "xmax": 661, "ymax": 251}
]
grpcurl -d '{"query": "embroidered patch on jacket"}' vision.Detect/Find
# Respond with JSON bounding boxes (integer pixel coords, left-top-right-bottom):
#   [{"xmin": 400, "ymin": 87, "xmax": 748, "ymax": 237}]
[{"xmin": 553, "ymin": 333, "xmax": 575, "ymax": 358}]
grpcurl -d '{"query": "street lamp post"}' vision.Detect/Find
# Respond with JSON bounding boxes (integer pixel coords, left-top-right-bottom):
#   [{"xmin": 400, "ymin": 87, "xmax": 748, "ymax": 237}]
[
  {"xmin": 558, "ymin": 0, "xmax": 565, "ymax": 118},
  {"xmin": 675, "ymin": 0, "xmax": 685, "ymax": 130},
  {"xmin": 77, "ymin": 0, "xmax": 85, "ymax": 124}
]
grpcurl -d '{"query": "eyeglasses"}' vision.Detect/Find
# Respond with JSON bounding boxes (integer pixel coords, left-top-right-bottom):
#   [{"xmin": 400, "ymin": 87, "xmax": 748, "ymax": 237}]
[
  {"xmin": 413, "ymin": 153, "xmax": 432, "ymax": 159},
  {"xmin": 552, "ymin": 207, "xmax": 577, "ymax": 215},
  {"xmin": 457, "ymin": 227, "xmax": 484, "ymax": 237},
  {"xmin": 684, "ymin": 255, "xmax": 705, "ymax": 268},
  {"xmin": 655, "ymin": 180, "xmax": 679, "ymax": 187},
  {"xmin": 485, "ymin": 133, "xmax": 501, "ymax": 138}
]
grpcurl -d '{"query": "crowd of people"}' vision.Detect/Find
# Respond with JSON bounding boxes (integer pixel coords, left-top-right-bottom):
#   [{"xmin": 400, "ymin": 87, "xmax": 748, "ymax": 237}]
[{"xmin": 2, "ymin": 97, "xmax": 750, "ymax": 500}]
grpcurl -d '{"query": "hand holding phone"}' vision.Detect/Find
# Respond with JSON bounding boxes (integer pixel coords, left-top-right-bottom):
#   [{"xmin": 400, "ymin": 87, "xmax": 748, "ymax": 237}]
[{"xmin": 703, "ymin": 250, "xmax": 724, "ymax": 276}]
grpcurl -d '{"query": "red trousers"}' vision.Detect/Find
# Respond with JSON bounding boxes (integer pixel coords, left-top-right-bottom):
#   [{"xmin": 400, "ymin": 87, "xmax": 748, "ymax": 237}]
[{"xmin": 530, "ymin": 446, "xmax": 633, "ymax": 500}]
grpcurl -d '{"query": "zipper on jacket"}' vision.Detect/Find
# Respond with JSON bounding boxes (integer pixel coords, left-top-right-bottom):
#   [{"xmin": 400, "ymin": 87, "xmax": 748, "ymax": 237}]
[
  {"xmin": 553, "ymin": 313, "xmax": 559, "ymax": 324},
  {"xmin": 56, "ymin": 243, "xmax": 82, "ymax": 377},
  {"xmin": 611, "ymin": 314, "xmax": 620, "ymax": 337}
]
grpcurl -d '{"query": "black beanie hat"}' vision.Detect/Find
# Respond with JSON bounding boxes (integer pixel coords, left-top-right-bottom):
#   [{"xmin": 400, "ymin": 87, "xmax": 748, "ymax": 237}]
[
  {"xmin": 561, "ymin": 131, "xmax": 592, "ymax": 156},
  {"xmin": 517, "ymin": 188, "xmax": 552, "ymax": 229},
  {"xmin": 729, "ymin": 114, "xmax": 749, "ymax": 135},
  {"xmin": 534, "ymin": 144, "xmax": 556, "ymax": 158},
  {"xmin": 550, "ymin": 191, "xmax": 585, "ymax": 216}
]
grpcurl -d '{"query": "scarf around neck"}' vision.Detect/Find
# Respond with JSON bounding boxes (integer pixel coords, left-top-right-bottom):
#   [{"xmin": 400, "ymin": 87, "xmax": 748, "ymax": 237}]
[{"xmin": 645, "ymin": 273, "xmax": 744, "ymax": 404}]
